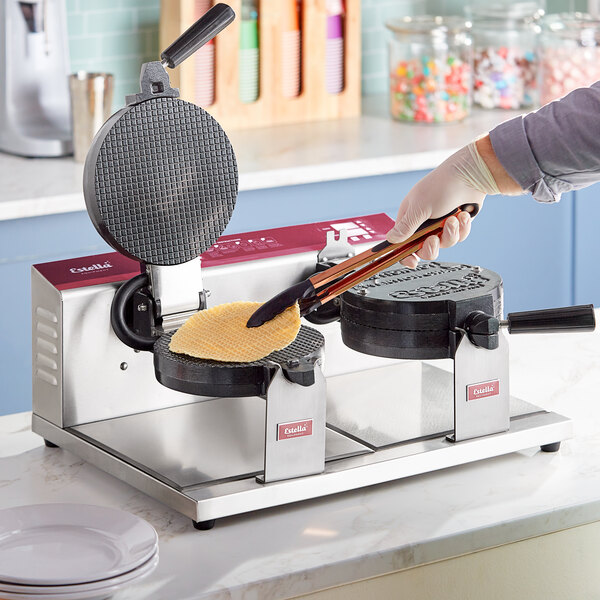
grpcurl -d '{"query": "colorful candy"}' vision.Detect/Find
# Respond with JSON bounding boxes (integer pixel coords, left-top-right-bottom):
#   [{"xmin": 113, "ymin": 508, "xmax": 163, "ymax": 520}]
[
  {"xmin": 389, "ymin": 55, "xmax": 471, "ymax": 123},
  {"xmin": 473, "ymin": 46, "xmax": 538, "ymax": 109},
  {"xmin": 540, "ymin": 46, "xmax": 600, "ymax": 104}
]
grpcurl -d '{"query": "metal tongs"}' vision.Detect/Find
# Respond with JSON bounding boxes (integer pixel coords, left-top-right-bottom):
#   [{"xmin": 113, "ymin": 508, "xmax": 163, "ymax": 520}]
[{"xmin": 246, "ymin": 203, "xmax": 480, "ymax": 328}]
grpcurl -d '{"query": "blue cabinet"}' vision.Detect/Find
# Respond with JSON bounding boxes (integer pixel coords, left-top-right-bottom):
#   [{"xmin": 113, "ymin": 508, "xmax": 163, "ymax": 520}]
[
  {"xmin": 0, "ymin": 172, "xmax": 580, "ymax": 416},
  {"xmin": 574, "ymin": 182, "xmax": 600, "ymax": 305},
  {"xmin": 440, "ymin": 192, "xmax": 574, "ymax": 311},
  {"xmin": 0, "ymin": 212, "xmax": 112, "ymax": 416}
]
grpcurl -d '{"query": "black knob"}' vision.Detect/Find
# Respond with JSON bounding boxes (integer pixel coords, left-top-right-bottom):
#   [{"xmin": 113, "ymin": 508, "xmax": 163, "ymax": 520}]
[
  {"xmin": 506, "ymin": 305, "xmax": 595, "ymax": 334},
  {"xmin": 464, "ymin": 311, "xmax": 499, "ymax": 350}
]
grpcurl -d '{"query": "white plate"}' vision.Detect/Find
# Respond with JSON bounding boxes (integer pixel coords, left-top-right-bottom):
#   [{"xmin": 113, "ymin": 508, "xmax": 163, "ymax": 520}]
[
  {"xmin": 0, "ymin": 504, "xmax": 158, "ymax": 586},
  {"xmin": 0, "ymin": 552, "xmax": 158, "ymax": 600},
  {"xmin": 0, "ymin": 550, "xmax": 158, "ymax": 595}
]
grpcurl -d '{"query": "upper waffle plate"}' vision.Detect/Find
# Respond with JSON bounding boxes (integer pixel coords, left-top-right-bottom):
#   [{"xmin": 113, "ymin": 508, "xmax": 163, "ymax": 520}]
[{"xmin": 85, "ymin": 97, "xmax": 238, "ymax": 266}]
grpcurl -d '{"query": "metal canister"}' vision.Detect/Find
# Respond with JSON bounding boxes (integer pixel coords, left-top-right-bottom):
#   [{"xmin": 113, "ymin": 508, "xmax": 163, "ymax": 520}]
[{"xmin": 69, "ymin": 72, "xmax": 114, "ymax": 162}]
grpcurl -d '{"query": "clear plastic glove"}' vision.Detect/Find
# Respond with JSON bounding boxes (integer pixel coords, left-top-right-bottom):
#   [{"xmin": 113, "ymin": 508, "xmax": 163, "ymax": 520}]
[{"xmin": 386, "ymin": 140, "xmax": 502, "ymax": 268}]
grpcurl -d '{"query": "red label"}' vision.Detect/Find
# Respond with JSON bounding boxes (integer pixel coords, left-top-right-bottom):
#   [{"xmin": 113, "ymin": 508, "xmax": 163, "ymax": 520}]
[
  {"xmin": 277, "ymin": 419, "xmax": 313, "ymax": 440},
  {"xmin": 467, "ymin": 380, "xmax": 500, "ymax": 401},
  {"xmin": 34, "ymin": 252, "xmax": 141, "ymax": 291},
  {"xmin": 33, "ymin": 214, "xmax": 394, "ymax": 291}
]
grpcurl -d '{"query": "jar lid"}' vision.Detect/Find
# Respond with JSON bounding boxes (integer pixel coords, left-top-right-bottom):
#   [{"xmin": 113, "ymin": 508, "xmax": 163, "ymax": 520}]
[
  {"xmin": 543, "ymin": 12, "xmax": 600, "ymax": 43},
  {"xmin": 467, "ymin": 2, "xmax": 543, "ymax": 20},
  {"xmin": 385, "ymin": 15, "xmax": 471, "ymax": 37}
]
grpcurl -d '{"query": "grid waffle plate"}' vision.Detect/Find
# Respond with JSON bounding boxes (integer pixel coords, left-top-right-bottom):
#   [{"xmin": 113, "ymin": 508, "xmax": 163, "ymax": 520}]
[
  {"xmin": 90, "ymin": 97, "xmax": 238, "ymax": 265},
  {"xmin": 154, "ymin": 325, "xmax": 324, "ymax": 397}
]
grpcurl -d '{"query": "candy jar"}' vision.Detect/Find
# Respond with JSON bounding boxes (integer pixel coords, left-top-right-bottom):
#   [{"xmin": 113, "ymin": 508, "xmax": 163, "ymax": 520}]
[
  {"xmin": 467, "ymin": 3, "xmax": 543, "ymax": 109},
  {"xmin": 385, "ymin": 16, "xmax": 472, "ymax": 124},
  {"xmin": 540, "ymin": 13, "xmax": 600, "ymax": 105}
]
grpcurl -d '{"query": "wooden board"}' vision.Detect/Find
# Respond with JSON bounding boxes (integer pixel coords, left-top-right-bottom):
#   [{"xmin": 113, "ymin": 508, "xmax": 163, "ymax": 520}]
[{"xmin": 160, "ymin": 0, "xmax": 361, "ymax": 129}]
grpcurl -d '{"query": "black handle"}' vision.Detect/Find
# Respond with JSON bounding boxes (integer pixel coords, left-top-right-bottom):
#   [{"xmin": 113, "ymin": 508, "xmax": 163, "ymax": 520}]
[
  {"xmin": 111, "ymin": 273, "xmax": 159, "ymax": 351},
  {"xmin": 506, "ymin": 305, "xmax": 596, "ymax": 334},
  {"xmin": 373, "ymin": 203, "xmax": 480, "ymax": 254},
  {"xmin": 414, "ymin": 202, "xmax": 480, "ymax": 233},
  {"xmin": 161, "ymin": 3, "xmax": 235, "ymax": 68}
]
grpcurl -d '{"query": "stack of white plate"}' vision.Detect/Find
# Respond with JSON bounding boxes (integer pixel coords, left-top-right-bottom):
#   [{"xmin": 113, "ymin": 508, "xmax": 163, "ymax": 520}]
[{"xmin": 0, "ymin": 504, "xmax": 158, "ymax": 600}]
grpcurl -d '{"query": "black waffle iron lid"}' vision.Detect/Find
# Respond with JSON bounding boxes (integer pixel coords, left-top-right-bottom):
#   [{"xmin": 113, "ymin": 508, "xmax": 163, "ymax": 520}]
[
  {"xmin": 83, "ymin": 5, "xmax": 238, "ymax": 266},
  {"xmin": 340, "ymin": 261, "xmax": 504, "ymax": 360},
  {"xmin": 343, "ymin": 261, "xmax": 503, "ymax": 316}
]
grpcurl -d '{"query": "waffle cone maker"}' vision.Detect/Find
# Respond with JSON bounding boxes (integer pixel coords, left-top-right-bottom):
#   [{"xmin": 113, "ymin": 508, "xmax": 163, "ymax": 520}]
[
  {"xmin": 80, "ymin": 4, "xmax": 325, "ymax": 397},
  {"xmin": 30, "ymin": 5, "xmax": 597, "ymax": 533}
]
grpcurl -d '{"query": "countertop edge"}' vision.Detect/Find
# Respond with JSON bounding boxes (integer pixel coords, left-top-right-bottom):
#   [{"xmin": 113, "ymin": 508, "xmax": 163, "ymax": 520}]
[
  {"xmin": 237, "ymin": 150, "xmax": 454, "ymax": 192},
  {"xmin": 0, "ymin": 150, "xmax": 454, "ymax": 223},
  {"xmin": 0, "ymin": 193, "xmax": 85, "ymax": 222},
  {"xmin": 218, "ymin": 496, "xmax": 600, "ymax": 600}
]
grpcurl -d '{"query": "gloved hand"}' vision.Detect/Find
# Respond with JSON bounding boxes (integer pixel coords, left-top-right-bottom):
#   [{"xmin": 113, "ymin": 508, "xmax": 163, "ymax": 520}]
[{"xmin": 387, "ymin": 138, "xmax": 516, "ymax": 268}]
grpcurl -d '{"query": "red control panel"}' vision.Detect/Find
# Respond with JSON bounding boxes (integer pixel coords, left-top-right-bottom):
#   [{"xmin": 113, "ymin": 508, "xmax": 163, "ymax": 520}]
[
  {"xmin": 34, "ymin": 213, "xmax": 394, "ymax": 291},
  {"xmin": 202, "ymin": 213, "xmax": 392, "ymax": 267}
]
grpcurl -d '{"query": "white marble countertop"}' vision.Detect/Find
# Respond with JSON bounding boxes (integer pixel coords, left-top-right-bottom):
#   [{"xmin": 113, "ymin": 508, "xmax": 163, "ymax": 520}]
[
  {"xmin": 2, "ymin": 320, "xmax": 600, "ymax": 599},
  {"xmin": 0, "ymin": 97, "xmax": 521, "ymax": 222}
]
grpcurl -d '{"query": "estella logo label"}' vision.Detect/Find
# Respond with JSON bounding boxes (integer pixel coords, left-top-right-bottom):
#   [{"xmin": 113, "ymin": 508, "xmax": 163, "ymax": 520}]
[
  {"xmin": 277, "ymin": 419, "xmax": 313, "ymax": 440},
  {"xmin": 69, "ymin": 260, "xmax": 113, "ymax": 274},
  {"xmin": 467, "ymin": 379, "xmax": 500, "ymax": 401}
]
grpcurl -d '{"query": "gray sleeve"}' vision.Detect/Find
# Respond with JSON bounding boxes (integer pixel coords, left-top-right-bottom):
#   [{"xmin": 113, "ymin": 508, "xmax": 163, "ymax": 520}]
[{"xmin": 488, "ymin": 81, "xmax": 600, "ymax": 203}]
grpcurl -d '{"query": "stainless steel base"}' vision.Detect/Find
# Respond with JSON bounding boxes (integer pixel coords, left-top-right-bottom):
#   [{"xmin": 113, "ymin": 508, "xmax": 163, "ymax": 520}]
[{"xmin": 32, "ymin": 363, "xmax": 572, "ymax": 524}]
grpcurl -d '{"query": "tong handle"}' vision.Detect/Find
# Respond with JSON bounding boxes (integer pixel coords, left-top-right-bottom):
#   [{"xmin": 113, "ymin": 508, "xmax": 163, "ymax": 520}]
[
  {"xmin": 504, "ymin": 305, "xmax": 596, "ymax": 334},
  {"xmin": 161, "ymin": 3, "xmax": 235, "ymax": 68},
  {"xmin": 369, "ymin": 203, "xmax": 480, "ymax": 255}
]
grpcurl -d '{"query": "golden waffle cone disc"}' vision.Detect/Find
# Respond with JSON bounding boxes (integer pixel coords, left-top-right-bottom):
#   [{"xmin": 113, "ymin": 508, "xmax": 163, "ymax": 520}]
[{"xmin": 169, "ymin": 301, "xmax": 301, "ymax": 363}]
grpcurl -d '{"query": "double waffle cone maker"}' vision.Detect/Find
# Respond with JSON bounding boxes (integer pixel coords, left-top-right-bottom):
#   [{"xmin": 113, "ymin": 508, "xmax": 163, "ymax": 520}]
[{"xmin": 31, "ymin": 4, "xmax": 596, "ymax": 531}]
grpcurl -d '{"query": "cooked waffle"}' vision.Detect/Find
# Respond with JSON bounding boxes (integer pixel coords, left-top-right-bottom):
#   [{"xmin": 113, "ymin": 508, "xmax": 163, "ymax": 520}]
[{"xmin": 169, "ymin": 301, "xmax": 301, "ymax": 362}]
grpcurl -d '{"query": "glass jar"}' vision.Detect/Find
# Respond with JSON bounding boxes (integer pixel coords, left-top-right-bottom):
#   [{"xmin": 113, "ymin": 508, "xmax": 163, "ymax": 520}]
[
  {"xmin": 540, "ymin": 13, "xmax": 600, "ymax": 105},
  {"xmin": 467, "ymin": 3, "xmax": 542, "ymax": 109},
  {"xmin": 385, "ymin": 16, "xmax": 472, "ymax": 124}
]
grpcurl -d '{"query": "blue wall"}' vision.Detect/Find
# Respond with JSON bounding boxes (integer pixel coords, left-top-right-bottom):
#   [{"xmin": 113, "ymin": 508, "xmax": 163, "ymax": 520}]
[
  {"xmin": 1, "ymin": 172, "xmax": 591, "ymax": 416},
  {"xmin": 574, "ymin": 184, "xmax": 600, "ymax": 304}
]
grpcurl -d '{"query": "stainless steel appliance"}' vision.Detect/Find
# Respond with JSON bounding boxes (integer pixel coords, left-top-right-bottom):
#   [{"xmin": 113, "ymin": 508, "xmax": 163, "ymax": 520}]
[
  {"xmin": 30, "ymin": 5, "xmax": 594, "ymax": 529},
  {"xmin": 0, "ymin": 0, "xmax": 72, "ymax": 157},
  {"xmin": 31, "ymin": 213, "xmax": 591, "ymax": 530}
]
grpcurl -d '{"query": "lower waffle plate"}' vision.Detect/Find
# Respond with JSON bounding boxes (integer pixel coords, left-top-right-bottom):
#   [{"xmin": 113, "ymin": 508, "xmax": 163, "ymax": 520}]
[{"xmin": 154, "ymin": 325, "xmax": 324, "ymax": 397}]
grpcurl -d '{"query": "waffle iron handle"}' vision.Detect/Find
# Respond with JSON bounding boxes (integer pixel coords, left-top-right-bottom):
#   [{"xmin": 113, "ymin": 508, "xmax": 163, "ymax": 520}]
[
  {"xmin": 504, "ymin": 305, "xmax": 596, "ymax": 334},
  {"xmin": 161, "ymin": 3, "xmax": 235, "ymax": 69}
]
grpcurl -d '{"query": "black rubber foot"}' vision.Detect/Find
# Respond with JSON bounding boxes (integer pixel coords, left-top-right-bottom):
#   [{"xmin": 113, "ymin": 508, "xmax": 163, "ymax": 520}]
[
  {"xmin": 44, "ymin": 439, "xmax": 59, "ymax": 448},
  {"xmin": 192, "ymin": 519, "xmax": 216, "ymax": 531},
  {"xmin": 541, "ymin": 441, "xmax": 561, "ymax": 453}
]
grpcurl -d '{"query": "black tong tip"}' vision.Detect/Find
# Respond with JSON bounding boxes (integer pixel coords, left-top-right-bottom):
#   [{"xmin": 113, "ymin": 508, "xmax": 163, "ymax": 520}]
[{"xmin": 246, "ymin": 279, "xmax": 315, "ymax": 328}]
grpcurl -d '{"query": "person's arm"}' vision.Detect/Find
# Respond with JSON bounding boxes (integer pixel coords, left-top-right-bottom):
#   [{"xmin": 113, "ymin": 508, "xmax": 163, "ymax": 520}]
[
  {"xmin": 490, "ymin": 82, "xmax": 600, "ymax": 202},
  {"xmin": 475, "ymin": 135, "xmax": 522, "ymax": 195},
  {"xmin": 387, "ymin": 138, "xmax": 522, "ymax": 267},
  {"xmin": 388, "ymin": 82, "xmax": 600, "ymax": 265}
]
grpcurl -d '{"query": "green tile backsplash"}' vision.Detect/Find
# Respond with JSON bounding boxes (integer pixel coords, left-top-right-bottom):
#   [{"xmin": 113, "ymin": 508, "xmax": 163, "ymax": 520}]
[
  {"xmin": 66, "ymin": 0, "xmax": 160, "ymax": 110},
  {"xmin": 66, "ymin": 0, "xmax": 590, "ymax": 108}
]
